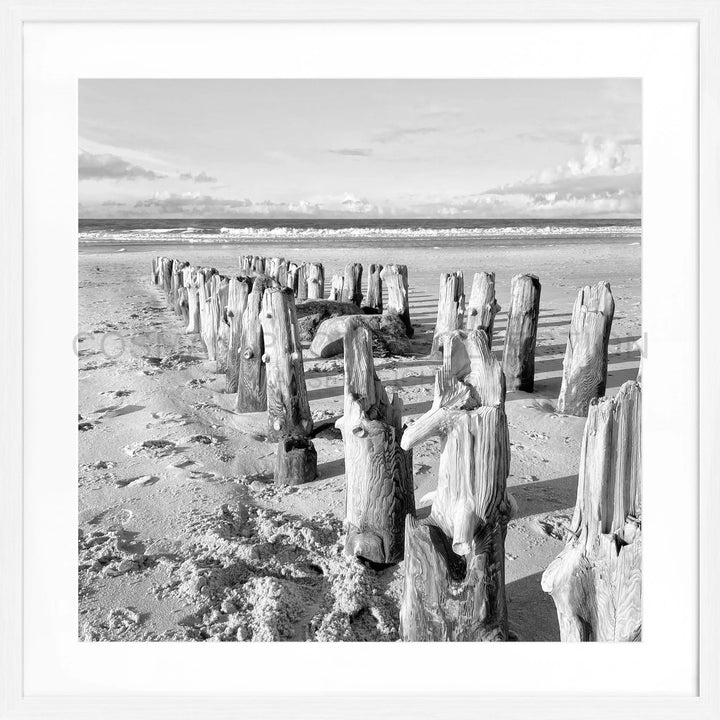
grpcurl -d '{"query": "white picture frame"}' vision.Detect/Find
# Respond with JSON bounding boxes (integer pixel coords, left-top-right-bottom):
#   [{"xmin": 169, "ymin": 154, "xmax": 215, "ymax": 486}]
[{"xmin": 1, "ymin": 2, "xmax": 719, "ymax": 718}]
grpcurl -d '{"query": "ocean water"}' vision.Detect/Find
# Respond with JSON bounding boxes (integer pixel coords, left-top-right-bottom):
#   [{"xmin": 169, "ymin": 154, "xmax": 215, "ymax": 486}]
[{"xmin": 79, "ymin": 218, "xmax": 641, "ymax": 252}]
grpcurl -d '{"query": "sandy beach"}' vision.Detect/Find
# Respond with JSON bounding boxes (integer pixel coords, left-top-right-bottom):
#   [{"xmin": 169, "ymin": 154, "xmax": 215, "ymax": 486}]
[{"xmin": 78, "ymin": 237, "xmax": 641, "ymax": 641}]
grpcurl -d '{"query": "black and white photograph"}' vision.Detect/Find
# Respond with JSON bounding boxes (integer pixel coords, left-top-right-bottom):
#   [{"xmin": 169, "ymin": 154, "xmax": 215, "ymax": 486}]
[{"xmin": 77, "ymin": 78, "xmax": 642, "ymax": 643}]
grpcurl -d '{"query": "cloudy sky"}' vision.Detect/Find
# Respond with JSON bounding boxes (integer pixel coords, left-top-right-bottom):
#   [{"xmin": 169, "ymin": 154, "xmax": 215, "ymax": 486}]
[{"xmin": 79, "ymin": 79, "xmax": 641, "ymax": 219}]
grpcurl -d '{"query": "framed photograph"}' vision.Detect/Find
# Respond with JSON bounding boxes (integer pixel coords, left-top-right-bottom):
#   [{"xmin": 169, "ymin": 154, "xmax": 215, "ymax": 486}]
[{"xmin": 2, "ymin": 2, "xmax": 719, "ymax": 718}]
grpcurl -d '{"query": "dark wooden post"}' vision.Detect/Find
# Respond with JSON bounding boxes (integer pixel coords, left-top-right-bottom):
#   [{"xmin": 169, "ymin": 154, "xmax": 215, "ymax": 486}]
[
  {"xmin": 236, "ymin": 276, "xmax": 270, "ymax": 412},
  {"xmin": 160, "ymin": 257, "xmax": 173, "ymax": 295},
  {"xmin": 226, "ymin": 276, "xmax": 252, "ymax": 393},
  {"xmin": 286, "ymin": 262, "xmax": 300, "ymax": 295},
  {"xmin": 305, "ymin": 262, "xmax": 325, "ymax": 300},
  {"xmin": 467, "ymin": 271, "xmax": 500, "ymax": 343},
  {"xmin": 336, "ymin": 318, "xmax": 415, "ymax": 565},
  {"xmin": 214, "ymin": 276, "xmax": 231, "ymax": 373},
  {"xmin": 341, "ymin": 262, "xmax": 363, "ymax": 305},
  {"xmin": 361, "ymin": 263, "xmax": 383, "ymax": 313},
  {"xmin": 430, "ymin": 271, "xmax": 465, "ymax": 358},
  {"xmin": 252, "ymin": 256, "xmax": 266, "ymax": 276},
  {"xmin": 542, "ymin": 381, "xmax": 641, "ymax": 642},
  {"xmin": 501, "ymin": 273, "xmax": 541, "ymax": 392},
  {"xmin": 329, "ymin": 273, "xmax": 344, "ymax": 301},
  {"xmin": 399, "ymin": 330, "xmax": 512, "ymax": 641},
  {"xmin": 260, "ymin": 287, "xmax": 313, "ymax": 441},
  {"xmin": 381, "ymin": 264, "xmax": 412, "ymax": 337},
  {"xmin": 557, "ymin": 281, "xmax": 615, "ymax": 416},
  {"xmin": 152, "ymin": 256, "xmax": 160, "ymax": 285}
]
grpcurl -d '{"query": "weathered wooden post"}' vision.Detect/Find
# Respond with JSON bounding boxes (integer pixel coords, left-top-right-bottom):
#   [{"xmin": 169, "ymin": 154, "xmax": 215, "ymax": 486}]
[
  {"xmin": 556, "ymin": 281, "xmax": 615, "ymax": 416},
  {"xmin": 341, "ymin": 263, "xmax": 363, "ymax": 305},
  {"xmin": 335, "ymin": 318, "xmax": 415, "ymax": 565},
  {"xmin": 400, "ymin": 329, "xmax": 512, "ymax": 641},
  {"xmin": 236, "ymin": 276, "xmax": 269, "ymax": 412},
  {"xmin": 430, "ymin": 271, "xmax": 465, "ymax": 358},
  {"xmin": 198, "ymin": 268, "xmax": 216, "ymax": 359},
  {"xmin": 266, "ymin": 257, "xmax": 284, "ymax": 282},
  {"xmin": 296, "ymin": 264, "xmax": 308, "ymax": 301},
  {"xmin": 252, "ymin": 256, "xmax": 266, "ymax": 276},
  {"xmin": 467, "ymin": 271, "xmax": 500, "ymax": 343},
  {"xmin": 275, "ymin": 435, "xmax": 318, "ymax": 485},
  {"xmin": 225, "ymin": 276, "xmax": 252, "ymax": 393},
  {"xmin": 286, "ymin": 262, "xmax": 300, "ymax": 295},
  {"xmin": 213, "ymin": 276, "xmax": 231, "ymax": 372},
  {"xmin": 329, "ymin": 273, "xmax": 344, "ymax": 301},
  {"xmin": 542, "ymin": 381, "xmax": 641, "ymax": 642},
  {"xmin": 183, "ymin": 266, "xmax": 200, "ymax": 334},
  {"xmin": 501, "ymin": 273, "xmax": 541, "ymax": 392},
  {"xmin": 171, "ymin": 260, "xmax": 188, "ymax": 318},
  {"xmin": 361, "ymin": 263, "xmax": 383, "ymax": 313},
  {"xmin": 260, "ymin": 287, "xmax": 313, "ymax": 441},
  {"xmin": 152, "ymin": 256, "xmax": 160, "ymax": 285},
  {"xmin": 160, "ymin": 257, "xmax": 173, "ymax": 296},
  {"xmin": 305, "ymin": 262, "xmax": 325, "ymax": 300},
  {"xmin": 381, "ymin": 264, "xmax": 413, "ymax": 337}
]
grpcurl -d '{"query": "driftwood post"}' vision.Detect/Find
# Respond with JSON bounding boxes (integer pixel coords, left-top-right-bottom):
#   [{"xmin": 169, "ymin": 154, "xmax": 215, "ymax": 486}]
[
  {"xmin": 152, "ymin": 257, "xmax": 160, "ymax": 285},
  {"xmin": 361, "ymin": 263, "xmax": 383, "ymax": 313},
  {"xmin": 329, "ymin": 273, "xmax": 344, "ymax": 301},
  {"xmin": 467, "ymin": 271, "xmax": 500, "ymax": 343},
  {"xmin": 260, "ymin": 287, "xmax": 313, "ymax": 441},
  {"xmin": 501, "ymin": 274, "xmax": 541, "ymax": 392},
  {"xmin": 400, "ymin": 330, "xmax": 512, "ymax": 641},
  {"xmin": 296, "ymin": 264, "xmax": 308, "ymax": 301},
  {"xmin": 160, "ymin": 257, "xmax": 173, "ymax": 296},
  {"xmin": 213, "ymin": 276, "xmax": 231, "ymax": 372},
  {"xmin": 225, "ymin": 276, "xmax": 252, "ymax": 393},
  {"xmin": 430, "ymin": 271, "xmax": 465, "ymax": 358},
  {"xmin": 341, "ymin": 262, "xmax": 363, "ymax": 305},
  {"xmin": 335, "ymin": 318, "xmax": 415, "ymax": 565},
  {"xmin": 286, "ymin": 262, "xmax": 300, "ymax": 295},
  {"xmin": 275, "ymin": 435, "xmax": 318, "ymax": 486},
  {"xmin": 542, "ymin": 381, "xmax": 641, "ymax": 641},
  {"xmin": 305, "ymin": 262, "xmax": 325, "ymax": 300},
  {"xmin": 557, "ymin": 282, "xmax": 615, "ymax": 416},
  {"xmin": 381, "ymin": 264, "xmax": 412, "ymax": 337},
  {"xmin": 252, "ymin": 256, "xmax": 266, "ymax": 276},
  {"xmin": 183, "ymin": 266, "xmax": 200, "ymax": 334},
  {"xmin": 198, "ymin": 269, "xmax": 217, "ymax": 360},
  {"xmin": 236, "ymin": 276, "xmax": 269, "ymax": 412}
]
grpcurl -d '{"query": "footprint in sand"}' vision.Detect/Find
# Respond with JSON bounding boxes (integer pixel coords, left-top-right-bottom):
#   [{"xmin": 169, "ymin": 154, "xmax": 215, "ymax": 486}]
[
  {"xmin": 92, "ymin": 404, "xmax": 144, "ymax": 420},
  {"xmin": 123, "ymin": 439, "xmax": 177, "ymax": 458},
  {"xmin": 146, "ymin": 411, "xmax": 188, "ymax": 429},
  {"xmin": 79, "ymin": 421, "xmax": 94, "ymax": 432},
  {"xmin": 100, "ymin": 389, "xmax": 133, "ymax": 399},
  {"xmin": 116, "ymin": 475, "xmax": 160, "ymax": 488},
  {"xmin": 180, "ymin": 434, "xmax": 225, "ymax": 446}
]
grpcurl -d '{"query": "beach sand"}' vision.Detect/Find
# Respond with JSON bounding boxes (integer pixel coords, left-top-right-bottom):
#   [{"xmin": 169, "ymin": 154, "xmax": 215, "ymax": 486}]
[{"xmin": 78, "ymin": 239, "xmax": 641, "ymax": 641}]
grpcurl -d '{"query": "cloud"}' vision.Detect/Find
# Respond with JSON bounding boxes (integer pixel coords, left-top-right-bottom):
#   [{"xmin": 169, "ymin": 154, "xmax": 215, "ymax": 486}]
[
  {"xmin": 371, "ymin": 126, "xmax": 441, "ymax": 143},
  {"xmin": 78, "ymin": 151, "xmax": 165, "ymax": 181},
  {"xmin": 328, "ymin": 148, "xmax": 372, "ymax": 157},
  {"xmin": 179, "ymin": 171, "xmax": 218, "ymax": 183},
  {"xmin": 101, "ymin": 200, "xmax": 126, "ymax": 207}
]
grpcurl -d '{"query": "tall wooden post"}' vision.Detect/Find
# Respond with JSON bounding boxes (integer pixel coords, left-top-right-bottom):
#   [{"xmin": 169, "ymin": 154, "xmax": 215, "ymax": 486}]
[
  {"xmin": 557, "ymin": 282, "xmax": 615, "ymax": 416},
  {"xmin": 260, "ymin": 287, "xmax": 313, "ymax": 441},
  {"xmin": 361, "ymin": 263, "xmax": 383, "ymax": 313},
  {"xmin": 501, "ymin": 274, "xmax": 541, "ymax": 392},
  {"xmin": 381, "ymin": 264, "xmax": 412, "ymax": 337},
  {"xmin": 236, "ymin": 276, "xmax": 269, "ymax": 412},
  {"xmin": 198, "ymin": 269, "xmax": 217, "ymax": 360},
  {"xmin": 183, "ymin": 266, "xmax": 200, "ymax": 334},
  {"xmin": 296, "ymin": 264, "xmax": 308, "ymax": 301},
  {"xmin": 542, "ymin": 381, "xmax": 641, "ymax": 642},
  {"xmin": 341, "ymin": 262, "xmax": 363, "ymax": 305},
  {"xmin": 152, "ymin": 257, "xmax": 160, "ymax": 285},
  {"xmin": 225, "ymin": 276, "xmax": 252, "ymax": 393},
  {"xmin": 212, "ymin": 276, "xmax": 230, "ymax": 372},
  {"xmin": 430, "ymin": 271, "xmax": 465, "ymax": 358},
  {"xmin": 467, "ymin": 271, "xmax": 500, "ymax": 343},
  {"xmin": 305, "ymin": 262, "xmax": 325, "ymax": 300},
  {"xmin": 335, "ymin": 318, "xmax": 415, "ymax": 565},
  {"xmin": 286, "ymin": 262, "xmax": 300, "ymax": 295},
  {"xmin": 160, "ymin": 257, "xmax": 173, "ymax": 295},
  {"xmin": 329, "ymin": 273, "xmax": 344, "ymax": 301},
  {"xmin": 399, "ymin": 330, "xmax": 512, "ymax": 641}
]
